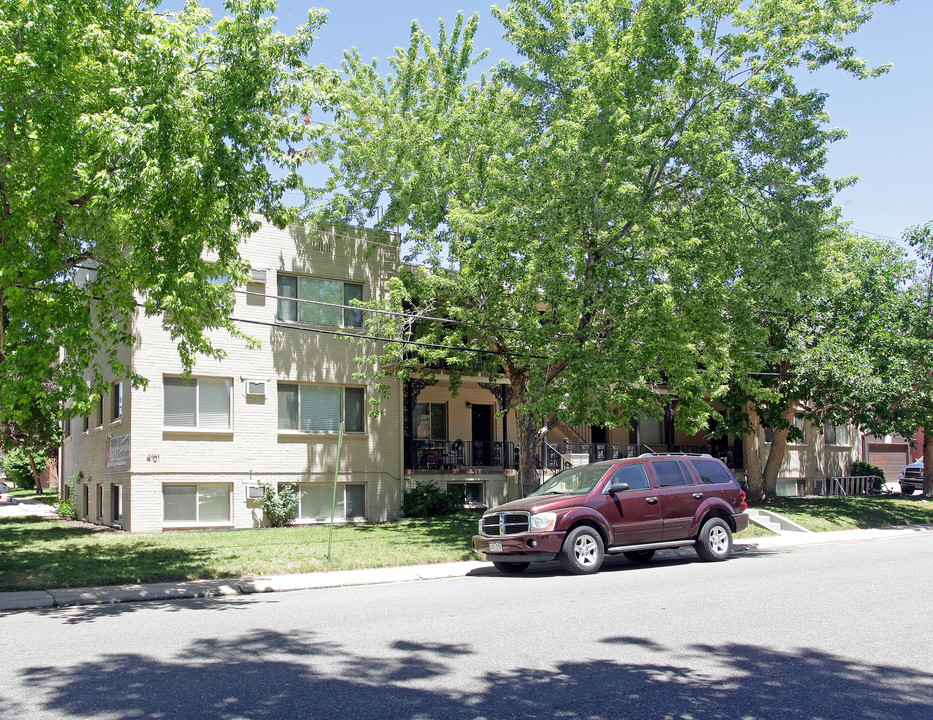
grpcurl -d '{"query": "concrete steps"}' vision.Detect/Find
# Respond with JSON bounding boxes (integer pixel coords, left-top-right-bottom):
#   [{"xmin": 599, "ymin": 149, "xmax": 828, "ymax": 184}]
[{"xmin": 746, "ymin": 508, "xmax": 813, "ymax": 535}]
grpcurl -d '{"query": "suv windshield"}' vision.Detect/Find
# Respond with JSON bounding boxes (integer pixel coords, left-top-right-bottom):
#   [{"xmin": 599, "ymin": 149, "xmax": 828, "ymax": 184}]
[{"xmin": 530, "ymin": 463, "xmax": 613, "ymax": 497}]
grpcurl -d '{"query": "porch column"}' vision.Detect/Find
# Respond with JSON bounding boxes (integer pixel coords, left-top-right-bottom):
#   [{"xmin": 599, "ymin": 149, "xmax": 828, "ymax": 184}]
[
  {"xmin": 479, "ymin": 382, "xmax": 514, "ymax": 469},
  {"xmin": 664, "ymin": 403, "xmax": 676, "ymax": 452},
  {"xmin": 403, "ymin": 378, "xmax": 437, "ymax": 469}
]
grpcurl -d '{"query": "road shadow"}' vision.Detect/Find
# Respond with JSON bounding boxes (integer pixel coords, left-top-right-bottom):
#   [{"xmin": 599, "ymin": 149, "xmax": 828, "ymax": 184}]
[
  {"xmin": 9, "ymin": 628, "xmax": 932, "ymax": 719},
  {"xmin": 33, "ymin": 595, "xmax": 263, "ymax": 626}
]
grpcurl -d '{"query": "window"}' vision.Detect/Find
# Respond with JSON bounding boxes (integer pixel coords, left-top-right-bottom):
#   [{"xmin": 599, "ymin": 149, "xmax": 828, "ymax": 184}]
[
  {"xmin": 96, "ymin": 395, "xmax": 104, "ymax": 427},
  {"xmin": 63, "ymin": 417, "xmax": 70, "ymax": 439},
  {"xmin": 638, "ymin": 417, "xmax": 663, "ymax": 445},
  {"xmin": 163, "ymin": 377, "xmax": 232, "ymax": 430},
  {"xmin": 96, "ymin": 484, "xmax": 103, "ymax": 520},
  {"xmin": 111, "ymin": 484, "xmax": 123, "ymax": 523},
  {"xmin": 690, "ymin": 459, "xmax": 734, "ymax": 485},
  {"xmin": 163, "ymin": 484, "xmax": 231, "ymax": 524},
  {"xmin": 112, "ymin": 381, "xmax": 123, "ymax": 421},
  {"xmin": 83, "ymin": 415, "xmax": 89, "ymax": 433},
  {"xmin": 824, "ymin": 423, "xmax": 848, "ymax": 445},
  {"xmin": 277, "ymin": 274, "xmax": 363, "ymax": 328},
  {"xmin": 653, "ymin": 460, "xmax": 692, "ymax": 487},
  {"xmin": 278, "ymin": 384, "xmax": 364, "ymax": 433},
  {"xmin": 414, "ymin": 402, "xmax": 447, "ymax": 440},
  {"xmin": 789, "ymin": 413, "xmax": 806, "ymax": 444},
  {"xmin": 448, "ymin": 482, "xmax": 485, "ymax": 505},
  {"xmin": 609, "ymin": 463, "xmax": 651, "ymax": 491},
  {"xmin": 293, "ymin": 483, "xmax": 366, "ymax": 521}
]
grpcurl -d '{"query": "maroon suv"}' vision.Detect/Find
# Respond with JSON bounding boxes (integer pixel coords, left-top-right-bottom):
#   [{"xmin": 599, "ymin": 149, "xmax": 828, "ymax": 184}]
[{"xmin": 473, "ymin": 453, "xmax": 749, "ymax": 574}]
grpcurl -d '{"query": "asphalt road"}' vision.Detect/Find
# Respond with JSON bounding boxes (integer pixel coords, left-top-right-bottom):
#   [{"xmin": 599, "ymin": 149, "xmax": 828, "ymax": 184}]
[{"xmin": 1, "ymin": 534, "xmax": 931, "ymax": 720}]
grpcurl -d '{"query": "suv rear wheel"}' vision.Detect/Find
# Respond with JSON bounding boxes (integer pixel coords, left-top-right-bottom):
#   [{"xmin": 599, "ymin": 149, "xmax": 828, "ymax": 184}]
[
  {"xmin": 559, "ymin": 526, "xmax": 604, "ymax": 574},
  {"xmin": 695, "ymin": 517, "xmax": 733, "ymax": 562}
]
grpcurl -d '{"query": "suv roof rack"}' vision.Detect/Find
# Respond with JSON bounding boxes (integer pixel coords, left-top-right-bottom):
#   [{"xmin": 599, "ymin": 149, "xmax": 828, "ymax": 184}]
[{"xmin": 638, "ymin": 452, "xmax": 714, "ymax": 458}]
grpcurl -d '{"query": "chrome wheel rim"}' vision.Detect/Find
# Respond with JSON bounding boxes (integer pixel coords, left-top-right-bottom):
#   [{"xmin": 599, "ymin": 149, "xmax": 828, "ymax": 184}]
[
  {"xmin": 574, "ymin": 535, "xmax": 599, "ymax": 566},
  {"xmin": 709, "ymin": 525, "xmax": 729, "ymax": 554}
]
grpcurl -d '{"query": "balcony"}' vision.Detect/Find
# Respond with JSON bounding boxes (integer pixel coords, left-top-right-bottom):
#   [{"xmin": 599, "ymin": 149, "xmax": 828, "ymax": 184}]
[{"xmin": 408, "ymin": 439, "xmax": 517, "ymax": 471}]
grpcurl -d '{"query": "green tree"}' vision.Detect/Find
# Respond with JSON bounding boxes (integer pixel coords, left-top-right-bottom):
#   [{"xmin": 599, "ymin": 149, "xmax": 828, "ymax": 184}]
[
  {"xmin": 718, "ymin": 231, "xmax": 913, "ymax": 499},
  {"xmin": 1, "ymin": 445, "xmax": 50, "ymax": 490},
  {"xmin": 315, "ymin": 0, "xmax": 892, "ymax": 494},
  {"xmin": 807, "ymin": 222, "xmax": 933, "ymax": 498},
  {"xmin": 0, "ymin": 0, "xmax": 326, "ymax": 446}
]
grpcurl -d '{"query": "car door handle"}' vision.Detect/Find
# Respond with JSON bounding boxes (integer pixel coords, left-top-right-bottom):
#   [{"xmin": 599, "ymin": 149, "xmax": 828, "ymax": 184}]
[
  {"xmin": 693, "ymin": 493, "xmax": 704, "ymax": 500},
  {"xmin": 646, "ymin": 497, "xmax": 658, "ymax": 504}
]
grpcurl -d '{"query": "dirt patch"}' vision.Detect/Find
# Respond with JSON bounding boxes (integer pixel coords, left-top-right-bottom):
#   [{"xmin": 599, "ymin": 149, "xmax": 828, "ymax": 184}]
[{"xmin": 60, "ymin": 519, "xmax": 124, "ymax": 532}]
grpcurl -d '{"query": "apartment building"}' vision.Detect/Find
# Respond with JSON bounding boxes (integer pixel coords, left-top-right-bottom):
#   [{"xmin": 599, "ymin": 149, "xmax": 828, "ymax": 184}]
[
  {"xmin": 61, "ymin": 222, "xmax": 405, "ymax": 531},
  {"xmin": 60, "ymin": 221, "xmax": 863, "ymax": 532}
]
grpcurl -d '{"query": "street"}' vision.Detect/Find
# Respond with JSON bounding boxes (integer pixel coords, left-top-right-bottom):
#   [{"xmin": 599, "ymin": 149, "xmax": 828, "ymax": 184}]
[{"xmin": 2, "ymin": 534, "xmax": 931, "ymax": 720}]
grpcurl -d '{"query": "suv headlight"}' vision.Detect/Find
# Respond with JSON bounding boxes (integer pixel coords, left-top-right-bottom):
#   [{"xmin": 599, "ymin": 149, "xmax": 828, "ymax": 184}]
[{"xmin": 530, "ymin": 512, "xmax": 557, "ymax": 533}]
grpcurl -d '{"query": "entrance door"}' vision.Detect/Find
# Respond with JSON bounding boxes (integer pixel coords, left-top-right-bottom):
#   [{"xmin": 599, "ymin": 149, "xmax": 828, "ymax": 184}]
[{"xmin": 471, "ymin": 404, "xmax": 492, "ymax": 466}]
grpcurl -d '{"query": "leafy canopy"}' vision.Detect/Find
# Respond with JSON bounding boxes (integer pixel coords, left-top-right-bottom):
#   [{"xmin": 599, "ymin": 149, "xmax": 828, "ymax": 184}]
[
  {"xmin": 0, "ymin": 0, "xmax": 327, "ymax": 448},
  {"xmin": 315, "ymin": 0, "xmax": 894, "ymax": 490}
]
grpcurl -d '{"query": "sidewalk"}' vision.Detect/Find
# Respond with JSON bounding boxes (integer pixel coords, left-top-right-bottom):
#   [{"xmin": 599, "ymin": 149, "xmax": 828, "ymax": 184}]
[{"xmin": 2, "ymin": 524, "xmax": 931, "ymax": 613}]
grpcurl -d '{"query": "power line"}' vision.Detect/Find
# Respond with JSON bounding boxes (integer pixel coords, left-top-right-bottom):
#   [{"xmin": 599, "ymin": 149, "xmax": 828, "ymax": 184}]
[
  {"xmin": 233, "ymin": 286, "xmax": 573, "ymax": 337},
  {"xmin": 228, "ymin": 315, "xmax": 549, "ymax": 360}
]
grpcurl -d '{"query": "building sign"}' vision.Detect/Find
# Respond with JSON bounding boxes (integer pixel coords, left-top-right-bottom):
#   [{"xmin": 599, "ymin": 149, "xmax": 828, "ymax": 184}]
[{"xmin": 105, "ymin": 434, "xmax": 130, "ymax": 467}]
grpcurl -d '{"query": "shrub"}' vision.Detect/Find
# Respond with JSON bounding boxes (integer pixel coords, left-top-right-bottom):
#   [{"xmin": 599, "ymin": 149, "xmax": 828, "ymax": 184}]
[
  {"xmin": 851, "ymin": 461, "xmax": 886, "ymax": 491},
  {"xmin": 402, "ymin": 480, "xmax": 467, "ymax": 518},
  {"xmin": 851, "ymin": 461, "xmax": 885, "ymax": 479},
  {"xmin": 259, "ymin": 483, "xmax": 302, "ymax": 527},
  {"xmin": 58, "ymin": 473, "xmax": 82, "ymax": 520},
  {"xmin": 1, "ymin": 447, "xmax": 50, "ymax": 489}
]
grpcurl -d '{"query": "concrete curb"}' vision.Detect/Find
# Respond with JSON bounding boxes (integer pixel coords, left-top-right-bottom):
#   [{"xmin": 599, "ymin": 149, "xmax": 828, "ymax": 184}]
[{"xmin": 2, "ymin": 528, "xmax": 930, "ymax": 614}]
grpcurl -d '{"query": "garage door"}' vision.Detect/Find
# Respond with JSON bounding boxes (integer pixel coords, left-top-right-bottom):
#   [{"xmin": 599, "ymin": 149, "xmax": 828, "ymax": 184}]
[{"xmin": 867, "ymin": 443, "xmax": 910, "ymax": 481}]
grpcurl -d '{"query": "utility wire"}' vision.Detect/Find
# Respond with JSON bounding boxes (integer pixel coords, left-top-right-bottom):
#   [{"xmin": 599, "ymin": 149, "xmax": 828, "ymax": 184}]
[{"xmin": 228, "ymin": 316, "xmax": 549, "ymax": 359}]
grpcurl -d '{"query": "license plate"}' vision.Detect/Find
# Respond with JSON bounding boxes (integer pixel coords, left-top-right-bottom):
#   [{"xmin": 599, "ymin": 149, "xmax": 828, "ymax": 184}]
[{"xmin": 488, "ymin": 541, "xmax": 503, "ymax": 553}]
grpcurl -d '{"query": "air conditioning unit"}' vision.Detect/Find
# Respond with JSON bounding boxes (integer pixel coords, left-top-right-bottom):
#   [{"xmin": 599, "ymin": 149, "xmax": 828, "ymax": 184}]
[
  {"xmin": 245, "ymin": 485, "xmax": 266, "ymax": 500},
  {"xmin": 249, "ymin": 268, "xmax": 267, "ymax": 284},
  {"xmin": 245, "ymin": 380, "xmax": 266, "ymax": 397}
]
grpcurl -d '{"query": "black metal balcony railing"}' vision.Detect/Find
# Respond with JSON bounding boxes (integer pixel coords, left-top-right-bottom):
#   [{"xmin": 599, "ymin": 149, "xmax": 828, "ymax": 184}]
[
  {"xmin": 408, "ymin": 441, "xmax": 744, "ymax": 472},
  {"xmin": 542, "ymin": 443, "xmax": 744, "ymax": 471},
  {"xmin": 409, "ymin": 439, "xmax": 517, "ymax": 470}
]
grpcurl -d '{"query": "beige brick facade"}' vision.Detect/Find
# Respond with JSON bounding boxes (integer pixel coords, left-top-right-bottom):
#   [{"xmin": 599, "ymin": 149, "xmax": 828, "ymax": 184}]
[{"xmin": 62, "ymin": 222, "xmax": 405, "ymax": 531}]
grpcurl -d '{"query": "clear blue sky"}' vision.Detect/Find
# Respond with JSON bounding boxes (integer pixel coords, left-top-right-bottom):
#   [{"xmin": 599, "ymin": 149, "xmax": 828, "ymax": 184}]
[{"xmin": 173, "ymin": 1, "xmax": 932, "ymax": 242}]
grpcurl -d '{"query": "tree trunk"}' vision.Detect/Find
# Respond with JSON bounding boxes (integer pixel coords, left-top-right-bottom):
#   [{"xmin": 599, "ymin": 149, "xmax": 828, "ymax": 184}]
[
  {"xmin": 761, "ymin": 401, "xmax": 797, "ymax": 500},
  {"xmin": 743, "ymin": 402, "xmax": 764, "ymax": 500},
  {"xmin": 27, "ymin": 452, "xmax": 44, "ymax": 495},
  {"xmin": 516, "ymin": 409, "xmax": 542, "ymax": 497},
  {"xmin": 923, "ymin": 429, "xmax": 933, "ymax": 498}
]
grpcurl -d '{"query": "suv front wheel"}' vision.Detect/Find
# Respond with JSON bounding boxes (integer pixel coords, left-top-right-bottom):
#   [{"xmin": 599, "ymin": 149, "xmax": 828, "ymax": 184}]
[
  {"xmin": 559, "ymin": 526, "xmax": 604, "ymax": 574},
  {"xmin": 695, "ymin": 517, "xmax": 733, "ymax": 562}
]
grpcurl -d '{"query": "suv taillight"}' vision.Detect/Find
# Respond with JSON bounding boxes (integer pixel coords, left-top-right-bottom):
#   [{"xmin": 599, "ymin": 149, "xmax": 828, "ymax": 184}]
[{"xmin": 739, "ymin": 490, "xmax": 747, "ymax": 512}]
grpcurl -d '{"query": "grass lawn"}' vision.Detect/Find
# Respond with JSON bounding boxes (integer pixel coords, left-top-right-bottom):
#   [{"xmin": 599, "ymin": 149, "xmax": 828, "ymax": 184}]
[
  {"xmin": 752, "ymin": 495, "xmax": 933, "ymax": 532},
  {"xmin": 0, "ymin": 514, "xmax": 483, "ymax": 592},
  {"xmin": 1, "ymin": 494, "xmax": 931, "ymax": 593}
]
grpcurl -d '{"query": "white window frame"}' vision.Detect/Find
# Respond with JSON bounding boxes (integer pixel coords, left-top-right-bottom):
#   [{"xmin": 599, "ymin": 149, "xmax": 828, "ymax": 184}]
[
  {"xmin": 163, "ymin": 376, "xmax": 233, "ymax": 431},
  {"xmin": 111, "ymin": 380, "xmax": 124, "ymax": 422},
  {"xmin": 446, "ymin": 481, "xmax": 485, "ymax": 507},
  {"xmin": 162, "ymin": 483, "xmax": 233, "ymax": 526},
  {"xmin": 824, "ymin": 423, "xmax": 848, "ymax": 446},
  {"xmin": 278, "ymin": 383, "xmax": 366, "ymax": 434},
  {"xmin": 414, "ymin": 402, "xmax": 447, "ymax": 440},
  {"xmin": 111, "ymin": 484, "xmax": 123, "ymax": 523},
  {"xmin": 291, "ymin": 482, "xmax": 366, "ymax": 521},
  {"xmin": 276, "ymin": 273, "xmax": 364, "ymax": 328}
]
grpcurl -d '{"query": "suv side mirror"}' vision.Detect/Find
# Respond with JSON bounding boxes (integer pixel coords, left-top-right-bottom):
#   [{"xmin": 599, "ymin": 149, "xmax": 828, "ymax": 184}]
[{"xmin": 607, "ymin": 482, "xmax": 630, "ymax": 495}]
